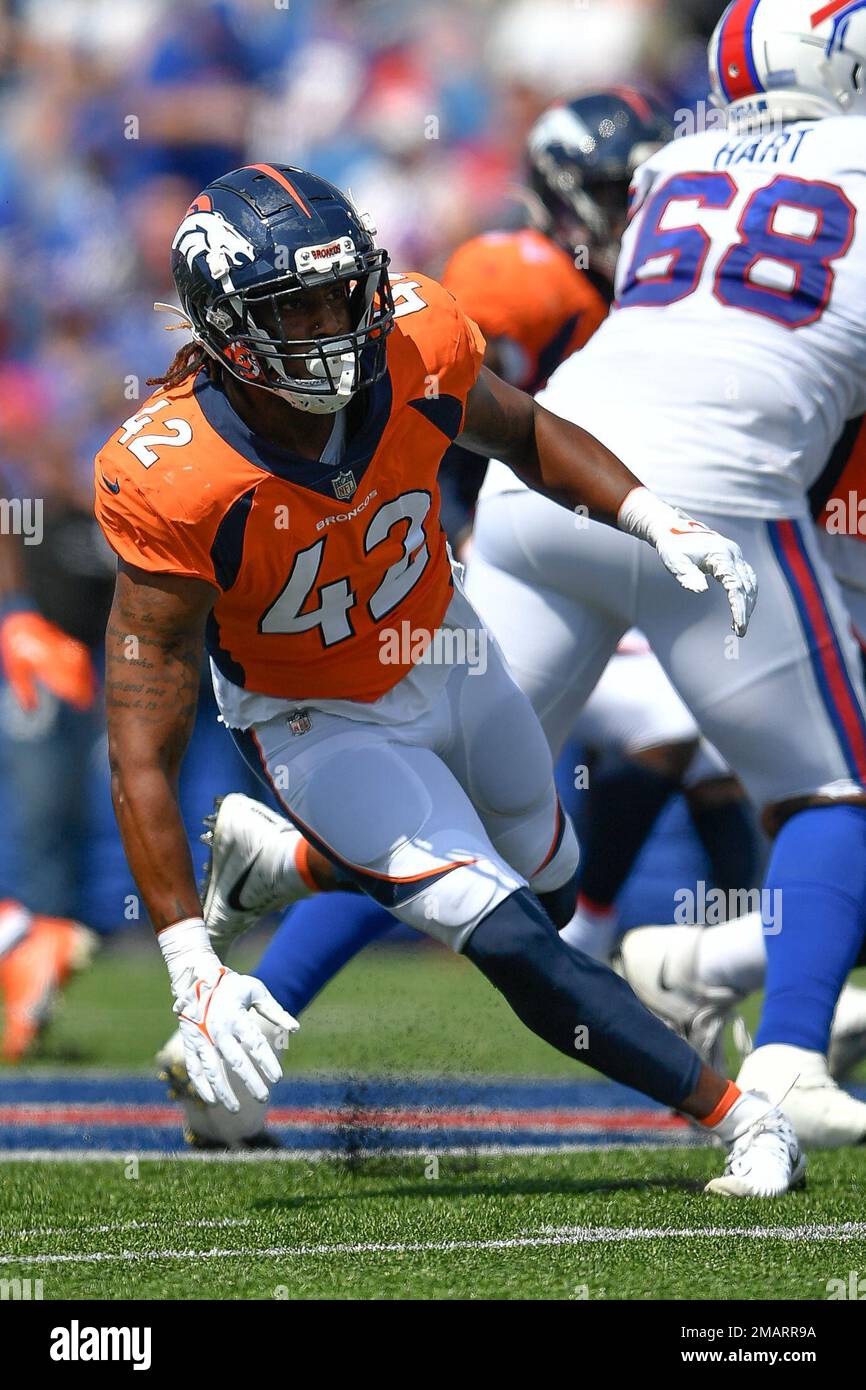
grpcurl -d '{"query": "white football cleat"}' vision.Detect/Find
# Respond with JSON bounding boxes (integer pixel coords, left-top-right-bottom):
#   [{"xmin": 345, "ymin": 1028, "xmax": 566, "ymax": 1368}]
[
  {"xmin": 705, "ymin": 1094, "xmax": 805, "ymax": 1198},
  {"xmin": 156, "ymin": 1014, "xmax": 288, "ymax": 1149},
  {"xmin": 736, "ymin": 1044, "xmax": 866, "ymax": 1150},
  {"xmin": 619, "ymin": 925, "xmax": 740, "ymax": 1073},
  {"xmin": 201, "ymin": 793, "xmax": 314, "ymax": 955}
]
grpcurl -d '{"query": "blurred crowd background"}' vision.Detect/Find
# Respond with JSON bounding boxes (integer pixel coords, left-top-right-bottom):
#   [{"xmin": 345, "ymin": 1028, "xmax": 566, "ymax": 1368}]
[{"xmin": 0, "ymin": 0, "xmax": 731, "ymax": 933}]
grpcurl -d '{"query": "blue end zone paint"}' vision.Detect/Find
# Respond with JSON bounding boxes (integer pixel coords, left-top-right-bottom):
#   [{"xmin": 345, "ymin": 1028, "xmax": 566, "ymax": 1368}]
[
  {"xmin": 0, "ymin": 1075, "xmax": 673, "ymax": 1107},
  {"xmin": 5, "ymin": 1074, "xmax": 863, "ymax": 1155},
  {"xmin": 0, "ymin": 1074, "xmax": 686, "ymax": 1155}
]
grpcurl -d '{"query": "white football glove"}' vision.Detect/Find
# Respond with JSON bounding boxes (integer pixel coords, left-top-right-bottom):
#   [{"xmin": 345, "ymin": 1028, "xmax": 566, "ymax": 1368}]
[
  {"xmin": 159, "ymin": 917, "xmax": 298, "ymax": 1112},
  {"xmin": 618, "ymin": 487, "xmax": 758, "ymax": 637},
  {"xmin": 174, "ymin": 966, "xmax": 298, "ymax": 1112}
]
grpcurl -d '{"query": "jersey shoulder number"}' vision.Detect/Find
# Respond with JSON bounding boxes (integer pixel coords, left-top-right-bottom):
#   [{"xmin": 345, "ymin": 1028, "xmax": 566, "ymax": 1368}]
[{"xmin": 388, "ymin": 272, "xmax": 486, "ymax": 405}]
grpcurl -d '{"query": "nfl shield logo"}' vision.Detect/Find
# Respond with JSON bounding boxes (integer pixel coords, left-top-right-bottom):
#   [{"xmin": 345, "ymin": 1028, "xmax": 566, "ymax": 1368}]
[
  {"xmin": 332, "ymin": 470, "xmax": 357, "ymax": 501},
  {"xmin": 288, "ymin": 708, "xmax": 312, "ymax": 737}
]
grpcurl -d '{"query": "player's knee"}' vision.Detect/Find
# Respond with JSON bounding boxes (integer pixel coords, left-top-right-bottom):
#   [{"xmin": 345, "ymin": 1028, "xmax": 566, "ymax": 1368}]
[
  {"xmin": 538, "ymin": 871, "xmax": 579, "ymax": 929},
  {"xmin": 685, "ymin": 774, "xmax": 745, "ymax": 813},
  {"xmin": 465, "ymin": 888, "xmax": 558, "ymax": 984},
  {"xmin": 528, "ymin": 806, "xmax": 580, "ymax": 899}
]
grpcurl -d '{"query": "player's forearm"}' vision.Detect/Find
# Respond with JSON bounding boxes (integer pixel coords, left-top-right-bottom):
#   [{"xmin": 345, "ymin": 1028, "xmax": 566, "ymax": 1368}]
[
  {"xmin": 504, "ymin": 401, "xmax": 644, "ymax": 525},
  {"xmin": 103, "ymin": 567, "xmax": 213, "ymax": 933},
  {"xmin": 109, "ymin": 757, "xmax": 202, "ymax": 931}
]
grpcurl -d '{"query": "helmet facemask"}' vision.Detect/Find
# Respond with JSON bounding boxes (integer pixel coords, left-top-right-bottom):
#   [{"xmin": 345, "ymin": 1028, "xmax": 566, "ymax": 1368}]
[{"xmin": 203, "ymin": 246, "xmax": 394, "ymax": 415}]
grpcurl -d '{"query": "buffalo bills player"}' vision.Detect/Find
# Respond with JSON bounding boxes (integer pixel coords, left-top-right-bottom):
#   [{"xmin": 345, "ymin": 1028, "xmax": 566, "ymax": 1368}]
[{"xmin": 471, "ymin": 0, "xmax": 866, "ymax": 1147}]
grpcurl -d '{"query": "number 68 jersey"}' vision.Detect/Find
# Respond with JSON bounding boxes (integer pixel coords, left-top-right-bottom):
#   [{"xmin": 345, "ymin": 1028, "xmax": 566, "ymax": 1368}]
[
  {"xmin": 536, "ymin": 115, "xmax": 866, "ymax": 521},
  {"xmin": 94, "ymin": 274, "xmax": 485, "ymax": 707}
]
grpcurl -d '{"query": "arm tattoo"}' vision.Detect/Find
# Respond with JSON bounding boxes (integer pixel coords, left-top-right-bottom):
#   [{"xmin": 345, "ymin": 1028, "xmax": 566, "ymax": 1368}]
[{"xmin": 104, "ymin": 574, "xmax": 208, "ymax": 761}]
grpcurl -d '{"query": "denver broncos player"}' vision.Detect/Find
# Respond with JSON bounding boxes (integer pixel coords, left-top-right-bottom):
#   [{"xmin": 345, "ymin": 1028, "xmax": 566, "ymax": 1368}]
[{"xmin": 95, "ymin": 163, "xmax": 799, "ymax": 1196}]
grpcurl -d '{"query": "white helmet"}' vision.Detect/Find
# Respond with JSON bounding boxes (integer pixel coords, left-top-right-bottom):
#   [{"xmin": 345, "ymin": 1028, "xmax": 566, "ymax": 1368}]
[{"xmin": 709, "ymin": 0, "xmax": 866, "ymax": 125}]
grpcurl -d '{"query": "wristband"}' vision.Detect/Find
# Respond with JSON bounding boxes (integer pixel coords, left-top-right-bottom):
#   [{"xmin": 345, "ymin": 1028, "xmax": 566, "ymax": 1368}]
[
  {"xmin": 616, "ymin": 486, "xmax": 682, "ymax": 547},
  {"xmin": 157, "ymin": 916, "xmax": 220, "ymax": 994}
]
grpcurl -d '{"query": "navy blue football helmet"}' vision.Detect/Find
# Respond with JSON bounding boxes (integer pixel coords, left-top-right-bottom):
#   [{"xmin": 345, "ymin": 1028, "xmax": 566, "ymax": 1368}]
[
  {"xmin": 171, "ymin": 164, "xmax": 394, "ymax": 414},
  {"xmin": 527, "ymin": 89, "xmax": 673, "ymax": 269}
]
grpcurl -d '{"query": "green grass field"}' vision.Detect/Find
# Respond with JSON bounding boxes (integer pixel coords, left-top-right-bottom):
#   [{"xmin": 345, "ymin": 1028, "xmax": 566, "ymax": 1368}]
[
  {"xmin": 2, "ymin": 943, "xmax": 866, "ymax": 1301},
  {"xmin": 3, "ymin": 1152, "xmax": 866, "ymax": 1301},
  {"xmin": 15, "ymin": 936, "xmax": 866, "ymax": 1080}
]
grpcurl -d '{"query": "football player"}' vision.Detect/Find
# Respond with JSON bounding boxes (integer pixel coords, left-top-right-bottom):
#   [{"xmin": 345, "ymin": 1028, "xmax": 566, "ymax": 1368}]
[
  {"xmin": 622, "ymin": 428, "xmax": 866, "ymax": 1088},
  {"xmin": 176, "ymin": 94, "xmax": 755, "ymax": 1119},
  {"xmin": 466, "ymin": 0, "xmax": 866, "ymax": 1147},
  {"xmin": 442, "ymin": 92, "xmax": 757, "ymax": 963},
  {"xmin": 95, "ymin": 163, "xmax": 799, "ymax": 1195}
]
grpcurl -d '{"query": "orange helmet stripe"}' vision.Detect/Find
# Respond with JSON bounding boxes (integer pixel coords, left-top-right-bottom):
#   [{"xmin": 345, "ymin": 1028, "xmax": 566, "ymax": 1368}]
[{"xmin": 245, "ymin": 164, "xmax": 313, "ymax": 219}]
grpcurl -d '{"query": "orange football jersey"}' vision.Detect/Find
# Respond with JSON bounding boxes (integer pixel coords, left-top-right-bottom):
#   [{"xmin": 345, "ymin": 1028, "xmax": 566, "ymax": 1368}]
[
  {"xmin": 94, "ymin": 274, "xmax": 485, "ymax": 703},
  {"xmin": 441, "ymin": 228, "xmax": 608, "ymax": 392}
]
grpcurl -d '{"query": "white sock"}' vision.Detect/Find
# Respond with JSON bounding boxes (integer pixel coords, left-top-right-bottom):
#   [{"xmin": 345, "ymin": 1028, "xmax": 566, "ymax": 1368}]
[
  {"xmin": 706, "ymin": 1087, "xmax": 771, "ymax": 1145},
  {"xmin": 271, "ymin": 827, "xmax": 320, "ymax": 902},
  {"xmin": 695, "ymin": 911, "xmax": 766, "ymax": 997},
  {"xmin": 560, "ymin": 897, "xmax": 620, "ymax": 964}
]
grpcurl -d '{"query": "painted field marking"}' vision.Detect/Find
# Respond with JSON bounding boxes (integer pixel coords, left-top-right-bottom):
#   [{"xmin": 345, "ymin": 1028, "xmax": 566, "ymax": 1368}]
[
  {"xmin": 0, "ymin": 1140, "xmax": 702, "ymax": 1163},
  {"xmin": 3, "ymin": 1222, "xmax": 866, "ymax": 1269},
  {"xmin": 0, "ymin": 1102, "xmax": 687, "ymax": 1132}
]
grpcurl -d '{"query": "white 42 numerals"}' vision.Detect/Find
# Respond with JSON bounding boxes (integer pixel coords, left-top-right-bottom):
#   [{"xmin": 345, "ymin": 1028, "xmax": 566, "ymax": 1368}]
[
  {"xmin": 119, "ymin": 398, "xmax": 193, "ymax": 466},
  {"xmin": 260, "ymin": 491, "xmax": 432, "ymax": 646}
]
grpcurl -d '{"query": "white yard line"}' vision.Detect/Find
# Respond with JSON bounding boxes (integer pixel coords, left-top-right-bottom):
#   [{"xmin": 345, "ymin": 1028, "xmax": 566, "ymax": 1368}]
[
  {"xmin": 3, "ymin": 1222, "xmax": 866, "ymax": 1267},
  {"xmin": 0, "ymin": 1139, "xmax": 701, "ymax": 1163}
]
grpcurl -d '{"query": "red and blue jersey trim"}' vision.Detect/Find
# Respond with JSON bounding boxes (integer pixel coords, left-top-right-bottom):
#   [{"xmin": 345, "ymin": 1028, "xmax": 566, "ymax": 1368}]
[
  {"xmin": 768, "ymin": 519, "xmax": 866, "ymax": 785},
  {"xmin": 716, "ymin": 0, "xmax": 765, "ymax": 102}
]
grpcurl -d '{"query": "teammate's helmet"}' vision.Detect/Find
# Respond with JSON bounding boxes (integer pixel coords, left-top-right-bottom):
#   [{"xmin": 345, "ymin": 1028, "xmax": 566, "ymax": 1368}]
[
  {"xmin": 171, "ymin": 164, "xmax": 395, "ymax": 415},
  {"xmin": 709, "ymin": 0, "xmax": 866, "ymax": 125},
  {"xmin": 527, "ymin": 88, "xmax": 673, "ymax": 265}
]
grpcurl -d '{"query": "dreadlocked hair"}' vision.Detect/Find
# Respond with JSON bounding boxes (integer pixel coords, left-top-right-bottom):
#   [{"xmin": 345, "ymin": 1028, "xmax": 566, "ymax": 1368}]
[{"xmin": 147, "ymin": 340, "xmax": 219, "ymax": 390}]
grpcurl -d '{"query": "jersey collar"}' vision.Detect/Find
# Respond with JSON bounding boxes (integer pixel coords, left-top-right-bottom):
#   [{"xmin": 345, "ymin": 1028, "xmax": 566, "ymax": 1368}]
[{"xmin": 193, "ymin": 361, "xmax": 393, "ymax": 499}]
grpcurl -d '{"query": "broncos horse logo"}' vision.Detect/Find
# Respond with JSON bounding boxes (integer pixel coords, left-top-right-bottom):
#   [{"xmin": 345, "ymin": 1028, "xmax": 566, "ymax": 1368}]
[{"xmin": 172, "ymin": 210, "xmax": 256, "ymax": 284}]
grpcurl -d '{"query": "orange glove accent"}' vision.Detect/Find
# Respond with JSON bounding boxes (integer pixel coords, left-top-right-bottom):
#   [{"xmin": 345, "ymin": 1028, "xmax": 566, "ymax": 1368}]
[{"xmin": 0, "ymin": 612, "xmax": 97, "ymax": 712}]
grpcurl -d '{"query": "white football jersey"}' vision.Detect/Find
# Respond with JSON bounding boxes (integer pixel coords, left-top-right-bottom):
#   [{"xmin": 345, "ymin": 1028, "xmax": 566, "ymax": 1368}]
[{"xmin": 483, "ymin": 116, "xmax": 866, "ymax": 520}]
